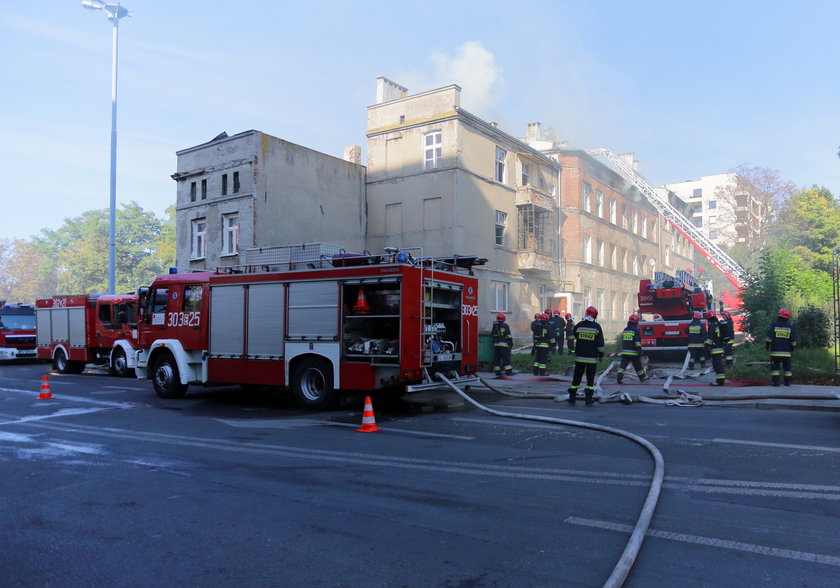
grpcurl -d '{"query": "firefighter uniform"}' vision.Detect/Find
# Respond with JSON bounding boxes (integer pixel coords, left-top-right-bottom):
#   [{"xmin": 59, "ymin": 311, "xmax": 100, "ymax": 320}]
[
  {"xmin": 532, "ymin": 314, "xmax": 551, "ymax": 376},
  {"xmin": 567, "ymin": 307, "xmax": 604, "ymax": 405},
  {"xmin": 765, "ymin": 310, "xmax": 796, "ymax": 386},
  {"xmin": 491, "ymin": 315, "xmax": 514, "ymax": 377},
  {"xmin": 616, "ymin": 316, "xmax": 648, "ymax": 384},
  {"xmin": 564, "ymin": 314, "xmax": 575, "ymax": 355},
  {"xmin": 553, "ymin": 312, "xmax": 566, "ymax": 355},
  {"xmin": 719, "ymin": 312, "xmax": 735, "ymax": 366},
  {"xmin": 705, "ymin": 313, "xmax": 726, "ymax": 386},
  {"xmin": 530, "ymin": 314, "xmax": 541, "ymax": 356},
  {"xmin": 685, "ymin": 314, "xmax": 707, "ymax": 369}
]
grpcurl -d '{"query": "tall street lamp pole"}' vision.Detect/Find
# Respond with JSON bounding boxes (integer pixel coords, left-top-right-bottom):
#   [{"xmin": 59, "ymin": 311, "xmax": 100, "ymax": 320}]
[{"xmin": 81, "ymin": 1, "xmax": 131, "ymax": 294}]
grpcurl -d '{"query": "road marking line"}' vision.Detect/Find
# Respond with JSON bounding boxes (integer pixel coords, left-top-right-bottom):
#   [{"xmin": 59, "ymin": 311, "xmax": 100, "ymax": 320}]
[
  {"xmin": 0, "ymin": 408, "xmax": 108, "ymax": 425},
  {"xmin": 565, "ymin": 517, "xmax": 840, "ymax": 567},
  {"xmin": 214, "ymin": 418, "xmax": 474, "ymax": 439},
  {"xmin": 0, "ymin": 387, "xmax": 134, "ymax": 408},
  {"xmin": 713, "ymin": 438, "xmax": 840, "ymax": 453}
]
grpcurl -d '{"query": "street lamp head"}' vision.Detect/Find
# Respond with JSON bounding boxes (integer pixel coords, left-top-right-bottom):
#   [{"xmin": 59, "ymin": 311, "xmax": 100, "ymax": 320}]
[
  {"xmin": 81, "ymin": 0, "xmax": 105, "ymax": 9},
  {"xmin": 81, "ymin": 0, "xmax": 131, "ymax": 20}
]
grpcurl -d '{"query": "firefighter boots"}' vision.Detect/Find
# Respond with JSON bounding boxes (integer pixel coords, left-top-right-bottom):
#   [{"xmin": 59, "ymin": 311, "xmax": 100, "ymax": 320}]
[
  {"xmin": 584, "ymin": 387, "xmax": 594, "ymax": 406},
  {"xmin": 567, "ymin": 386, "xmax": 577, "ymax": 405}
]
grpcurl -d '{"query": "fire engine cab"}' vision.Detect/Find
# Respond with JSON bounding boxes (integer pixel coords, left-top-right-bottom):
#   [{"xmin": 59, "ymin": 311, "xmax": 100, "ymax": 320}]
[
  {"xmin": 36, "ymin": 292, "xmax": 141, "ymax": 375},
  {"xmin": 135, "ymin": 244, "xmax": 484, "ymax": 409},
  {"xmin": 637, "ymin": 269, "xmax": 713, "ymax": 352},
  {"xmin": 0, "ymin": 303, "xmax": 37, "ymax": 361}
]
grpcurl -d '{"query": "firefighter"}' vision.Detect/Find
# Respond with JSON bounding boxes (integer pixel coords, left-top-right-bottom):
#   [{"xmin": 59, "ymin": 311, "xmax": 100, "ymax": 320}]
[
  {"xmin": 530, "ymin": 313, "xmax": 541, "ymax": 356},
  {"xmin": 705, "ymin": 310, "xmax": 726, "ymax": 386},
  {"xmin": 765, "ymin": 308, "xmax": 796, "ymax": 386},
  {"xmin": 685, "ymin": 311, "xmax": 707, "ymax": 370},
  {"xmin": 719, "ymin": 311, "xmax": 735, "ymax": 366},
  {"xmin": 491, "ymin": 313, "xmax": 514, "ymax": 377},
  {"xmin": 553, "ymin": 310, "xmax": 566, "ymax": 355},
  {"xmin": 532, "ymin": 313, "xmax": 551, "ymax": 376},
  {"xmin": 545, "ymin": 308, "xmax": 558, "ymax": 353},
  {"xmin": 564, "ymin": 313, "xmax": 575, "ymax": 355},
  {"xmin": 567, "ymin": 306, "xmax": 604, "ymax": 405},
  {"xmin": 616, "ymin": 314, "xmax": 649, "ymax": 384}
]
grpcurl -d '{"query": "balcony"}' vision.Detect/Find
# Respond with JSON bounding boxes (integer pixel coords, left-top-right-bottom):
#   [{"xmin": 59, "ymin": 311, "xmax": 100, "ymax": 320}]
[
  {"xmin": 515, "ymin": 186, "xmax": 555, "ymax": 211},
  {"xmin": 517, "ymin": 249, "xmax": 554, "ymax": 275}
]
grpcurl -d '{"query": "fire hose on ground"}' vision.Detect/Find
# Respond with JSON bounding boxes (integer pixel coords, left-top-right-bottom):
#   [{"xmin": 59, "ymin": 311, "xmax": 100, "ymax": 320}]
[{"xmin": 435, "ymin": 372, "xmax": 665, "ymax": 588}]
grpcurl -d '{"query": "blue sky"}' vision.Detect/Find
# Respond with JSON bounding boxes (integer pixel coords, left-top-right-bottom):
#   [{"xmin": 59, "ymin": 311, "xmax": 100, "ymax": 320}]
[{"xmin": 2, "ymin": 0, "xmax": 838, "ymax": 241}]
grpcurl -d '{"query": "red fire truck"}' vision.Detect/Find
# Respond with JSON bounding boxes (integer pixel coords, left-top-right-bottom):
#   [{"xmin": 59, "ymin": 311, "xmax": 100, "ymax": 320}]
[
  {"xmin": 637, "ymin": 269, "xmax": 713, "ymax": 352},
  {"xmin": 133, "ymin": 245, "xmax": 484, "ymax": 409},
  {"xmin": 36, "ymin": 292, "xmax": 141, "ymax": 376},
  {"xmin": 0, "ymin": 303, "xmax": 37, "ymax": 361}
]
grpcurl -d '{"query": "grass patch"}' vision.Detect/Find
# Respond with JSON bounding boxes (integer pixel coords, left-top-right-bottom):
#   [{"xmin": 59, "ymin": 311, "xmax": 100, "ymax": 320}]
[{"xmin": 730, "ymin": 341, "xmax": 839, "ymax": 385}]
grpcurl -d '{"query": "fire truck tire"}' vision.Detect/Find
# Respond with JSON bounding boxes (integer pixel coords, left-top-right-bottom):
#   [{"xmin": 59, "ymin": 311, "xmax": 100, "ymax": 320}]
[
  {"xmin": 110, "ymin": 348, "xmax": 134, "ymax": 378},
  {"xmin": 53, "ymin": 349, "xmax": 84, "ymax": 374},
  {"xmin": 152, "ymin": 353, "xmax": 188, "ymax": 399},
  {"xmin": 291, "ymin": 357, "xmax": 337, "ymax": 410}
]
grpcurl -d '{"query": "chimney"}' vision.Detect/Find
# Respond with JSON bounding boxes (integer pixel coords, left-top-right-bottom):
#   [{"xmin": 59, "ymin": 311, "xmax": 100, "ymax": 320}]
[
  {"xmin": 618, "ymin": 152, "xmax": 639, "ymax": 172},
  {"xmin": 375, "ymin": 76, "xmax": 409, "ymax": 104},
  {"xmin": 343, "ymin": 145, "xmax": 361, "ymax": 165},
  {"xmin": 526, "ymin": 122, "xmax": 542, "ymax": 143}
]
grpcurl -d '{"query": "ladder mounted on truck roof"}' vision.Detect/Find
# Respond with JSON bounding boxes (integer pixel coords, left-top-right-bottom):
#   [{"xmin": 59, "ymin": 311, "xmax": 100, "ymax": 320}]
[{"xmin": 586, "ymin": 148, "xmax": 749, "ymax": 290}]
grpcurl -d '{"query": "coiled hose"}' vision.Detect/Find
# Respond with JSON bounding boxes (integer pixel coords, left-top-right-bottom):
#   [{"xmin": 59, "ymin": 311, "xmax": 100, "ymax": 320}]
[{"xmin": 436, "ymin": 373, "xmax": 665, "ymax": 588}]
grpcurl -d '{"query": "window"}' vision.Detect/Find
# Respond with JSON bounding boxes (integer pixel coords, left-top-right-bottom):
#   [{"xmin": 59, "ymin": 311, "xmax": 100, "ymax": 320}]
[
  {"xmin": 595, "ymin": 190, "xmax": 604, "ymax": 218},
  {"xmin": 233, "ymin": 171, "xmax": 241, "ymax": 193},
  {"xmin": 495, "ymin": 147, "xmax": 506, "ymax": 182},
  {"xmin": 692, "ymin": 204, "xmax": 702, "ymax": 214},
  {"xmin": 632, "ymin": 212, "xmax": 639, "ymax": 234},
  {"xmin": 222, "ymin": 174, "xmax": 228, "ymax": 196},
  {"xmin": 582, "ymin": 182, "xmax": 591, "ymax": 212},
  {"xmin": 518, "ymin": 206, "xmax": 548, "ymax": 251},
  {"xmin": 693, "ymin": 218, "xmax": 703, "ymax": 228},
  {"xmin": 183, "ymin": 285, "xmax": 203, "ymax": 312},
  {"xmin": 651, "ymin": 221, "xmax": 657, "ymax": 243},
  {"xmin": 665, "ymin": 246, "xmax": 671, "ymax": 266},
  {"xmin": 622, "ymin": 206, "xmax": 630, "ymax": 230},
  {"xmin": 201, "ymin": 179, "xmax": 207, "ymax": 200},
  {"xmin": 490, "ymin": 281, "xmax": 509, "ymax": 312},
  {"xmin": 424, "ymin": 131, "xmax": 442, "ymax": 169},
  {"xmin": 149, "ymin": 288, "xmax": 169, "ymax": 315},
  {"xmin": 709, "ymin": 200, "xmax": 717, "ymax": 209},
  {"xmin": 191, "ymin": 218, "xmax": 207, "ymax": 259},
  {"xmin": 597, "ymin": 239, "xmax": 605, "ymax": 266},
  {"xmin": 98, "ymin": 303, "xmax": 112, "ymax": 325},
  {"xmin": 609, "ymin": 199, "xmax": 617, "ymax": 223},
  {"xmin": 190, "ymin": 182, "xmax": 196, "ymax": 202},
  {"xmin": 222, "ymin": 213, "xmax": 239, "ymax": 256},
  {"xmin": 583, "ymin": 235, "xmax": 592, "ymax": 264},
  {"xmin": 709, "ymin": 230, "xmax": 718, "ymax": 239},
  {"xmin": 693, "ymin": 188, "xmax": 702, "ymax": 197},
  {"xmin": 495, "ymin": 211, "xmax": 507, "ymax": 246},
  {"xmin": 632, "ymin": 255, "xmax": 639, "ymax": 275},
  {"xmin": 641, "ymin": 217, "xmax": 648, "ymax": 240},
  {"xmin": 609, "ymin": 244, "xmax": 616, "ymax": 269},
  {"xmin": 709, "ymin": 215, "xmax": 717, "ymax": 224},
  {"xmin": 521, "ymin": 162, "xmax": 530, "ymax": 186}
]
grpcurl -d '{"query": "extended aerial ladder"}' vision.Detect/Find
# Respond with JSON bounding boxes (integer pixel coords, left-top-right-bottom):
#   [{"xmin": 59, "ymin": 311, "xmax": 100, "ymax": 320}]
[{"xmin": 586, "ymin": 148, "xmax": 749, "ymax": 291}]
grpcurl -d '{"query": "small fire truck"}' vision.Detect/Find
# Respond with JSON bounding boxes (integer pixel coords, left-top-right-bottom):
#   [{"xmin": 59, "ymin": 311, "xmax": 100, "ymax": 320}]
[
  {"xmin": 0, "ymin": 303, "xmax": 37, "ymax": 361},
  {"xmin": 134, "ymin": 244, "xmax": 484, "ymax": 409},
  {"xmin": 36, "ymin": 292, "xmax": 141, "ymax": 376},
  {"xmin": 637, "ymin": 269, "xmax": 713, "ymax": 352}
]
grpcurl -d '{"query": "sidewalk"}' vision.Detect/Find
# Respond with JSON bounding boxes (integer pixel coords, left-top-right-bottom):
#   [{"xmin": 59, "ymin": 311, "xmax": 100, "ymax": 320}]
[{"xmin": 476, "ymin": 367, "xmax": 840, "ymax": 412}]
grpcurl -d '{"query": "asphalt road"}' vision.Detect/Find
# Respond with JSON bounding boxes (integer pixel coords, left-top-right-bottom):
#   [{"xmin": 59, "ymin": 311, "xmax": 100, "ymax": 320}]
[{"xmin": 1, "ymin": 361, "xmax": 839, "ymax": 587}]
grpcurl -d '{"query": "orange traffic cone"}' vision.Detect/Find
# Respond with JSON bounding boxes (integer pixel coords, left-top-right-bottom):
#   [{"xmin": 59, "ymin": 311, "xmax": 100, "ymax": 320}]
[
  {"xmin": 38, "ymin": 375, "xmax": 53, "ymax": 400},
  {"xmin": 356, "ymin": 396, "xmax": 381, "ymax": 432},
  {"xmin": 353, "ymin": 287, "xmax": 370, "ymax": 315}
]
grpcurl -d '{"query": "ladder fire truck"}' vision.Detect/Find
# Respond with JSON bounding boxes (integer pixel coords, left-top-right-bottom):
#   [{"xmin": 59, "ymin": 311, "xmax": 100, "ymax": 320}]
[
  {"xmin": 133, "ymin": 244, "xmax": 484, "ymax": 409},
  {"xmin": 587, "ymin": 149, "xmax": 750, "ymax": 349},
  {"xmin": 0, "ymin": 303, "xmax": 37, "ymax": 361},
  {"xmin": 636, "ymin": 270, "xmax": 713, "ymax": 351},
  {"xmin": 36, "ymin": 292, "xmax": 141, "ymax": 376}
]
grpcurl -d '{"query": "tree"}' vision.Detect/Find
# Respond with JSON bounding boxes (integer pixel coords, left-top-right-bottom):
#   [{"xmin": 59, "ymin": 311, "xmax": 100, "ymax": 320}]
[
  {"xmin": 713, "ymin": 165, "xmax": 795, "ymax": 267},
  {"xmin": 776, "ymin": 185, "xmax": 840, "ymax": 273}
]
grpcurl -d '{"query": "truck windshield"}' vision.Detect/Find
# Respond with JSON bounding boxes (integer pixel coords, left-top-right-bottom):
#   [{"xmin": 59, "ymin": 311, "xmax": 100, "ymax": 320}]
[{"xmin": 0, "ymin": 315, "xmax": 36, "ymax": 330}]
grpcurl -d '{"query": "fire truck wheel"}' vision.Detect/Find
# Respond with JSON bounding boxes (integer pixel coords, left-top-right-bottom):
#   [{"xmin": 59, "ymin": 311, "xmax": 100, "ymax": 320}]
[
  {"xmin": 53, "ymin": 349, "xmax": 84, "ymax": 374},
  {"xmin": 152, "ymin": 353, "xmax": 188, "ymax": 399},
  {"xmin": 291, "ymin": 357, "xmax": 337, "ymax": 410},
  {"xmin": 110, "ymin": 348, "xmax": 134, "ymax": 378}
]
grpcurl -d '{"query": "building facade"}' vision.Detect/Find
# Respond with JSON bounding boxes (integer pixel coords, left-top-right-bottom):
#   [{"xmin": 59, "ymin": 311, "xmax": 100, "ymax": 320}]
[
  {"xmin": 365, "ymin": 81, "xmax": 562, "ymax": 337},
  {"xmin": 172, "ymin": 130, "xmax": 366, "ymax": 270}
]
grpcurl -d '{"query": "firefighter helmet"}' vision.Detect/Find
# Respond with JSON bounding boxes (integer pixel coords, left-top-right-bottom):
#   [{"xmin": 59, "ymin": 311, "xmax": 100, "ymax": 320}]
[
  {"xmin": 585, "ymin": 306, "xmax": 598, "ymax": 319},
  {"xmin": 565, "ymin": 313, "xmax": 572, "ymax": 320},
  {"xmin": 554, "ymin": 310, "xmax": 561, "ymax": 316},
  {"xmin": 722, "ymin": 311, "xmax": 732, "ymax": 319},
  {"xmin": 534, "ymin": 313, "xmax": 540, "ymax": 320},
  {"xmin": 705, "ymin": 310, "xmax": 717, "ymax": 320},
  {"xmin": 628, "ymin": 314, "xmax": 639, "ymax": 323},
  {"xmin": 496, "ymin": 313, "xmax": 506, "ymax": 322},
  {"xmin": 541, "ymin": 313, "xmax": 550, "ymax": 321},
  {"xmin": 693, "ymin": 311, "xmax": 702, "ymax": 319},
  {"xmin": 544, "ymin": 308, "xmax": 552, "ymax": 315},
  {"xmin": 778, "ymin": 308, "xmax": 791, "ymax": 319}
]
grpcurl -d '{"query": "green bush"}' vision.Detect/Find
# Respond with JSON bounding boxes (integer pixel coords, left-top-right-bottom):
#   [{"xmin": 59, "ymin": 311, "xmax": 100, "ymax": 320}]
[{"xmin": 795, "ymin": 304, "xmax": 830, "ymax": 348}]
